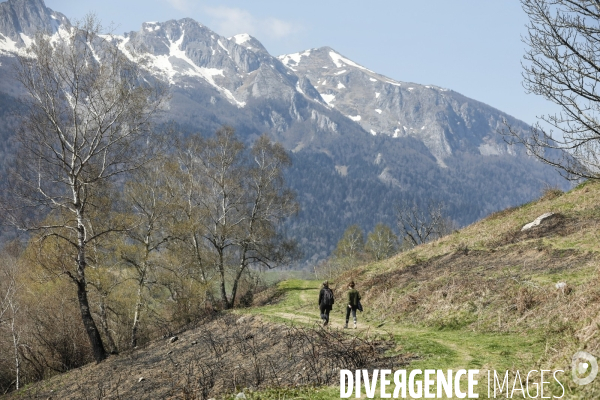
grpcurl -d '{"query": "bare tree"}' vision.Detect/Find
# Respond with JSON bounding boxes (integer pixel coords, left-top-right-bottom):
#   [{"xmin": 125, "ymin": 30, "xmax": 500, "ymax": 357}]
[
  {"xmin": 504, "ymin": 0, "xmax": 600, "ymax": 179},
  {"xmin": 333, "ymin": 224, "xmax": 365, "ymax": 262},
  {"xmin": 119, "ymin": 157, "xmax": 177, "ymax": 348},
  {"xmin": 2, "ymin": 16, "xmax": 167, "ymax": 362},
  {"xmin": 0, "ymin": 249, "xmax": 22, "ymax": 391},
  {"xmin": 228, "ymin": 134, "xmax": 300, "ymax": 306},
  {"xmin": 175, "ymin": 128, "xmax": 245, "ymax": 309},
  {"xmin": 396, "ymin": 200, "xmax": 455, "ymax": 248},
  {"xmin": 365, "ymin": 223, "xmax": 398, "ymax": 261},
  {"xmin": 175, "ymin": 128, "xmax": 299, "ymax": 309},
  {"xmin": 171, "ymin": 136, "xmax": 219, "ymax": 289}
]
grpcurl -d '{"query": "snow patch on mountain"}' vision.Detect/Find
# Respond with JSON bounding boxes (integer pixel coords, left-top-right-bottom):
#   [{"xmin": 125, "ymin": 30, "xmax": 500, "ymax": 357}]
[
  {"xmin": 231, "ymin": 33, "xmax": 251, "ymax": 44},
  {"xmin": 0, "ymin": 34, "xmax": 20, "ymax": 54},
  {"xmin": 145, "ymin": 23, "xmax": 161, "ymax": 32},
  {"xmin": 321, "ymin": 94, "xmax": 335, "ymax": 105},
  {"xmin": 278, "ymin": 50, "xmax": 311, "ymax": 67},
  {"xmin": 114, "ymin": 35, "xmax": 134, "ymax": 60},
  {"xmin": 19, "ymin": 32, "xmax": 33, "ymax": 47},
  {"xmin": 128, "ymin": 30, "xmax": 245, "ymax": 107},
  {"xmin": 295, "ymin": 81, "xmax": 304, "ymax": 95},
  {"xmin": 217, "ymin": 39, "xmax": 229, "ymax": 54},
  {"xmin": 328, "ymin": 50, "xmax": 373, "ymax": 72}
]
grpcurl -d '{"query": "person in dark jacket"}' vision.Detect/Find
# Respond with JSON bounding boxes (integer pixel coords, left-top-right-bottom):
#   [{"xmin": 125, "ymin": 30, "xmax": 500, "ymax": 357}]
[
  {"xmin": 318, "ymin": 281, "xmax": 334, "ymax": 326},
  {"xmin": 345, "ymin": 281, "xmax": 361, "ymax": 329}
]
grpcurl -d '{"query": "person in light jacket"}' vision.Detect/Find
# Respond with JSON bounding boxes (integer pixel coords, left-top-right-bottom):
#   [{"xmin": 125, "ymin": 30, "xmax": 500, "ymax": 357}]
[{"xmin": 345, "ymin": 281, "xmax": 361, "ymax": 329}]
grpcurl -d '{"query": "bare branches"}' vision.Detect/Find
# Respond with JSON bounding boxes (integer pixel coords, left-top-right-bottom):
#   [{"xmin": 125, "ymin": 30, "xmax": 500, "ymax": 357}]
[
  {"xmin": 1, "ymin": 15, "xmax": 168, "ymax": 362},
  {"xmin": 505, "ymin": 0, "xmax": 600, "ymax": 179},
  {"xmin": 167, "ymin": 315, "xmax": 396, "ymax": 399},
  {"xmin": 396, "ymin": 200, "xmax": 455, "ymax": 247},
  {"xmin": 173, "ymin": 129, "xmax": 299, "ymax": 309},
  {"xmin": 0, "ymin": 251, "xmax": 23, "ymax": 391},
  {"xmin": 365, "ymin": 223, "xmax": 399, "ymax": 261}
]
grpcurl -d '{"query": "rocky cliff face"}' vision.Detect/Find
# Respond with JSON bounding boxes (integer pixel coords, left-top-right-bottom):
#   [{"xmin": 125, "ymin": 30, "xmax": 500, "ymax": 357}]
[
  {"xmin": 113, "ymin": 19, "xmax": 310, "ymax": 106},
  {"xmin": 0, "ymin": 0, "xmax": 67, "ymax": 44},
  {"xmin": 278, "ymin": 46, "xmax": 525, "ymax": 167},
  {"xmin": 0, "ymin": 0, "xmax": 567, "ymax": 263}
]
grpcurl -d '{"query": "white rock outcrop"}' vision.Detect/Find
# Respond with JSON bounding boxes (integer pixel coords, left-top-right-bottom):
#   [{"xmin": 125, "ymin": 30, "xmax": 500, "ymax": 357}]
[{"xmin": 521, "ymin": 212, "xmax": 554, "ymax": 231}]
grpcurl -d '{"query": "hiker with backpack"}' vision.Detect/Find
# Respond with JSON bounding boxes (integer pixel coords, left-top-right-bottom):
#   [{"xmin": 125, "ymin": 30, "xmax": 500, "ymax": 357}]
[
  {"xmin": 318, "ymin": 281, "xmax": 335, "ymax": 326},
  {"xmin": 345, "ymin": 281, "xmax": 361, "ymax": 329}
]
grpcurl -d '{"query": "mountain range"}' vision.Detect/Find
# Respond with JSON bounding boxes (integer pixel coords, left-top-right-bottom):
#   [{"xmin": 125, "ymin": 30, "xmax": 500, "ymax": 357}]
[{"xmin": 0, "ymin": 0, "xmax": 566, "ymax": 264}]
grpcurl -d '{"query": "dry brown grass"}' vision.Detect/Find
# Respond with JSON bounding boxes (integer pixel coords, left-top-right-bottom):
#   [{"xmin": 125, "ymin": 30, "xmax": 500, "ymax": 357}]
[
  {"xmin": 335, "ymin": 180, "xmax": 600, "ymax": 377},
  {"xmin": 5, "ymin": 314, "xmax": 410, "ymax": 399}
]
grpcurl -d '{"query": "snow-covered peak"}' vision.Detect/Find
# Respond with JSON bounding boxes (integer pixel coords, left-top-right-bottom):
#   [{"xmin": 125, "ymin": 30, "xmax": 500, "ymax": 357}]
[
  {"xmin": 231, "ymin": 33, "xmax": 251, "ymax": 45},
  {"xmin": 142, "ymin": 22, "xmax": 162, "ymax": 32},
  {"xmin": 0, "ymin": 23, "xmax": 71, "ymax": 56},
  {"xmin": 278, "ymin": 47, "xmax": 376, "ymax": 75},
  {"xmin": 125, "ymin": 28, "xmax": 246, "ymax": 107},
  {"xmin": 227, "ymin": 32, "xmax": 269, "ymax": 54}
]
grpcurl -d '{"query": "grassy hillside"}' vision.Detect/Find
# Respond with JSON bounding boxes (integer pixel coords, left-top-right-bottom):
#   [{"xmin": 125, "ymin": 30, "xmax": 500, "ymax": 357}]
[
  {"xmin": 4, "ymin": 182, "xmax": 600, "ymax": 399},
  {"xmin": 247, "ymin": 181, "xmax": 600, "ymax": 398},
  {"xmin": 338, "ymin": 181, "xmax": 600, "ymax": 351},
  {"xmin": 326, "ymin": 181, "xmax": 600, "ymax": 398}
]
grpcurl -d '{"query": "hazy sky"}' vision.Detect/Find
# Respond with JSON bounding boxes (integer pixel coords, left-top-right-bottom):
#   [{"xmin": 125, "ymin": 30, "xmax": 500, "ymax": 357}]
[{"xmin": 42, "ymin": 0, "xmax": 559, "ymax": 126}]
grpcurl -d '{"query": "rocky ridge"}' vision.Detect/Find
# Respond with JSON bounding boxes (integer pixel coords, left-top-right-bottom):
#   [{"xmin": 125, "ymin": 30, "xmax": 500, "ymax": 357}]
[{"xmin": 278, "ymin": 46, "xmax": 521, "ymax": 167}]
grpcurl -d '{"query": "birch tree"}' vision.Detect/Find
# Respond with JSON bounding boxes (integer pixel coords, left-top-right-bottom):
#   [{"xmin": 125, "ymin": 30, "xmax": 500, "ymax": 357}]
[
  {"xmin": 119, "ymin": 158, "xmax": 177, "ymax": 348},
  {"xmin": 175, "ymin": 128, "xmax": 299, "ymax": 309},
  {"xmin": 0, "ymin": 248, "xmax": 22, "ymax": 392},
  {"xmin": 3, "ymin": 16, "xmax": 167, "ymax": 362},
  {"xmin": 333, "ymin": 225, "xmax": 365, "ymax": 260},
  {"xmin": 365, "ymin": 223, "xmax": 398, "ymax": 261}
]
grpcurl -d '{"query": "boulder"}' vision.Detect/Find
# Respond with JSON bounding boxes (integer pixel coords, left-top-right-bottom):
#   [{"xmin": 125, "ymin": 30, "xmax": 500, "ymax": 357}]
[{"xmin": 521, "ymin": 212, "xmax": 554, "ymax": 231}]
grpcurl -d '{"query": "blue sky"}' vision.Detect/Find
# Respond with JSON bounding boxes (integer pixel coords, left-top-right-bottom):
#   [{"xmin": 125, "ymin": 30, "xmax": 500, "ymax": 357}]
[{"xmin": 43, "ymin": 0, "xmax": 559, "ymax": 126}]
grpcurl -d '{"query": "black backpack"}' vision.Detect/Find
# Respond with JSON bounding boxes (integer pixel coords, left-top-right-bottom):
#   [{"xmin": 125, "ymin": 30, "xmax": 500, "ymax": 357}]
[{"xmin": 323, "ymin": 288, "xmax": 334, "ymax": 306}]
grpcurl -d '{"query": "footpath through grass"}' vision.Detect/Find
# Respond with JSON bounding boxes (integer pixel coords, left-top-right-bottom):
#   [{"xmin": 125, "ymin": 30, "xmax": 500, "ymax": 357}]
[{"xmin": 240, "ymin": 279, "xmax": 551, "ymax": 399}]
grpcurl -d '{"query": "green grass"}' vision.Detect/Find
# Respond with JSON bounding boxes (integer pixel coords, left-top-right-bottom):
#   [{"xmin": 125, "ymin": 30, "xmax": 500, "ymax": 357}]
[
  {"xmin": 239, "ymin": 279, "xmax": 556, "ymax": 399},
  {"xmin": 237, "ymin": 183, "xmax": 600, "ymax": 398},
  {"xmin": 224, "ymin": 386, "xmax": 339, "ymax": 399},
  {"xmin": 256, "ymin": 269, "xmax": 315, "ymax": 285}
]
